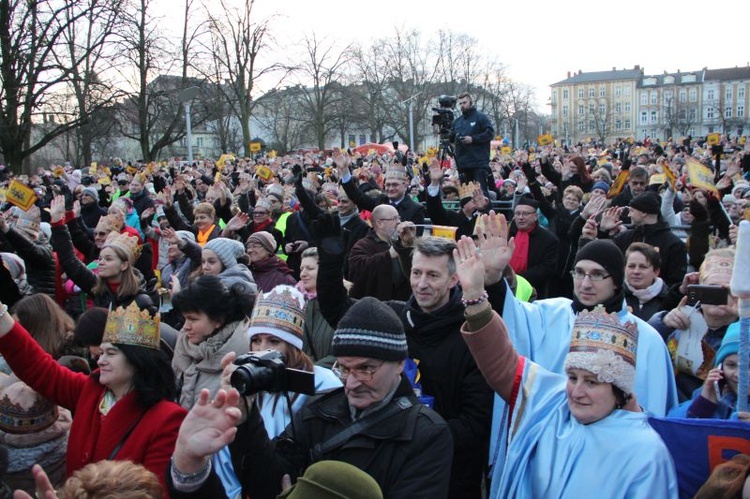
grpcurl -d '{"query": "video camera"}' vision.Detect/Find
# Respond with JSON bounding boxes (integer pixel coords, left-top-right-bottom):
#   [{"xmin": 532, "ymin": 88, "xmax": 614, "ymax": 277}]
[
  {"xmin": 230, "ymin": 349, "xmax": 315, "ymax": 396},
  {"xmin": 431, "ymin": 95, "xmax": 457, "ymax": 141}
]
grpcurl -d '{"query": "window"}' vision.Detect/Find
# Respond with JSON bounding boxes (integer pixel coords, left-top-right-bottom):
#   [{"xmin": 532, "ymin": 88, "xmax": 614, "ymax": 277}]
[
  {"xmin": 725, "ymin": 106, "xmax": 732, "ymax": 118},
  {"xmin": 624, "ymin": 87, "xmax": 631, "ymax": 97},
  {"xmin": 196, "ymin": 137, "xmax": 203, "ymax": 147},
  {"xmin": 615, "ymin": 86, "xmax": 622, "ymax": 97},
  {"xmin": 588, "ymin": 87, "xmax": 595, "ymax": 98},
  {"xmin": 180, "ymin": 138, "xmax": 187, "ymax": 147},
  {"xmin": 640, "ymin": 92, "xmax": 648, "ymax": 105},
  {"xmin": 707, "ymin": 107, "xmax": 714, "ymax": 119},
  {"xmin": 599, "ymin": 85, "xmax": 606, "ymax": 97},
  {"xmin": 640, "ymin": 111, "xmax": 648, "ymax": 124},
  {"xmin": 739, "ymin": 87, "xmax": 746, "ymax": 99},
  {"xmin": 707, "ymin": 89, "xmax": 715, "ymax": 101},
  {"xmin": 578, "ymin": 88, "xmax": 584, "ymax": 99},
  {"xmin": 650, "ymin": 111, "xmax": 658, "ymax": 123},
  {"xmin": 679, "ymin": 90, "xmax": 687, "ymax": 102},
  {"xmin": 624, "ymin": 119, "xmax": 631, "ymax": 130},
  {"xmin": 616, "ymin": 120, "xmax": 622, "ymax": 131},
  {"xmin": 726, "ymin": 88, "xmax": 733, "ymax": 101},
  {"xmin": 689, "ymin": 108, "xmax": 697, "ymax": 120},
  {"xmin": 689, "ymin": 89, "xmax": 697, "ymax": 102},
  {"xmin": 348, "ymin": 134, "xmax": 356, "ymax": 146},
  {"xmin": 599, "ymin": 103, "xmax": 606, "ymax": 115},
  {"xmin": 650, "ymin": 92, "xmax": 657, "ymax": 105},
  {"xmin": 588, "ymin": 120, "xmax": 595, "ymax": 131},
  {"xmin": 615, "ymin": 102, "xmax": 622, "ymax": 113},
  {"xmin": 563, "ymin": 89, "xmax": 569, "ymax": 100},
  {"xmin": 578, "ymin": 105, "xmax": 584, "ymax": 116},
  {"xmin": 739, "ymin": 105, "xmax": 745, "ymax": 118},
  {"xmin": 624, "ymin": 101, "xmax": 631, "ymax": 113},
  {"xmin": 578, "ymin": 121, "xmax": 585, "ymax": 131},
  {"xmin": 664, "ymin": 90, "xmax": 673, "ymax": 102},
  {"xmin": 562, "ymin": 105, "xmax": 569, "ymax": 117},
  {"xmin": 359, "ymin": 134, "xmax": 366, "ymax": 144}
]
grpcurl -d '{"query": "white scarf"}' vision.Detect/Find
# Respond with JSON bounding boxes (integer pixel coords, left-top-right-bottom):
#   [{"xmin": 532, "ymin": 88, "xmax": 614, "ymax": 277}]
[{"xmin": 625, "ymin": 277, "xmax": 664, "ymax": 304}]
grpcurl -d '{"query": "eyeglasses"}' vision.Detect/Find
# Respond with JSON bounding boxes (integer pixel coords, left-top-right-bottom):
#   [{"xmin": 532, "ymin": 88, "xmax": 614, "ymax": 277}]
[
  {"xmin": 332, "ymin": 361, "xmax": 384, "ymax": 382},
  {"xmin": 376, "ymin": 217, "xmax": 400, "ymax": 223},
  {"xmin": 570, "ymin": 269, "xmax": 611, "ymax": 281},
  {"xmin": 253, "ymin": 211, "xmax": 269, "ymax": 216},
  {"xmin": 514, "ymin": 211, "xmax": 536, "ymax": 217},
  {"xmin": 94, "ymin": 231, "xmax": 109, "ymax": 237}
]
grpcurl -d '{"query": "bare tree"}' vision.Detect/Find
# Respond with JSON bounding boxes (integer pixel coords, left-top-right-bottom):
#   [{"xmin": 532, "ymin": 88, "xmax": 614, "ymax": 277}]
[
  {"xmin": 253, "ymin": 87, "xmax": 310, "ymax": 153},
  {"xmin": 350, "ymin": 42, "xmax": 391, "ymax": 144},
  {"xmin": 0, "ymin": 0, "xmax": 110, "ymax": 172},
  {"xmin": 204, "ymin": 0, "xmax": 284, "ymax": 156},
  {"xmin": 290, "ymin": 34, "xmax": 351, "ymax": 151}
]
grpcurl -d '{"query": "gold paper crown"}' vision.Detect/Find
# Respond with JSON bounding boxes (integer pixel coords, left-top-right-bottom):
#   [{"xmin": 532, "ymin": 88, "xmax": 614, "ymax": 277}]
[
  {"xmin": 96, "ymin": 214, "xmax": 124, "ymax": 234},
  {"xmin": 458, "ymin": 181, "xmax": 479, "ymax": 200},
  {"xmin": 102, "ymin": 302, "xmax": 160, "ymax": 350},
  {"xmin": 103, "ymin": 232, "xmax": 141, "ymax": 263}
]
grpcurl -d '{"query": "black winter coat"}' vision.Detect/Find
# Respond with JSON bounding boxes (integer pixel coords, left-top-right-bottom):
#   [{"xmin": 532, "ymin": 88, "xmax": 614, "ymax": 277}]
[
  {"xmin": 341, "ymin": 178, "xmax": 425, "ymax": 225},
  {"xmin": 451, "ymin": 107, "xmax": 494, "ymax": 170},
  {"xmin": 508, "ymin": 222, "xmax": 560, "ymax": 299},
  {"xmin": 0, "ymin": 228, "xmax": 56, "ymax": 297},
  {"xmin": 168, "ymin": 377, "xmax": 453, "ymax": 499},
  {"xmin": 425, "ymin": 190, "xmax": 478, "ymax": 239}
]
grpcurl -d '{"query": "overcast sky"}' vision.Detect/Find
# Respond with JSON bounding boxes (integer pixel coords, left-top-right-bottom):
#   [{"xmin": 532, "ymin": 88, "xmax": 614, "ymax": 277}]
[{"xmin": 162, "ymin": 0, "xmax": 750, "ymax": 112}]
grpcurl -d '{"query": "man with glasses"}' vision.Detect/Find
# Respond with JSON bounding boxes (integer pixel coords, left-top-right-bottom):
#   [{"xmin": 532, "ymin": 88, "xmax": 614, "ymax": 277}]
[
  {"xmin": 347, "ymin": 204, "xmax": 412, "ymax": 301},
  {"xmin": 508, "ymin": 196, "xmax": 559, "ymax": 298},
  {"xmin": 168, "ymin": 296, "xmax": 453, "ymax": 499}
]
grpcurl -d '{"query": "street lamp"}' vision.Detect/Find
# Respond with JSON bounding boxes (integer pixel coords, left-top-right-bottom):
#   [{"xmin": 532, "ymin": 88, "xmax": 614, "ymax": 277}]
[
  {"xmin": 401, "ymin": 92, "xmax": 422, "ymax": 152},
  {"xmin": 178, "ymin": 86, "xmax": 201, "ymax": 164}
]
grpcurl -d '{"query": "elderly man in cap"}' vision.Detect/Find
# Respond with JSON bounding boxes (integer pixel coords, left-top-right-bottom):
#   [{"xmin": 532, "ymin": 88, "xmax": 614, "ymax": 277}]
[
  {"xmin": 507, "ymin": 195, "xmax": 559, "ymax": 298},
  {"xmin": 167, "ymin": 297, "xmax": 453, "ymax": 499},
  {"xmin": 471, "ymin": 212, "xmax": 678, "ymax": 478},
  {"xmin": 598, "ymin": 190, "xmax": 687, "ymax": 290}
]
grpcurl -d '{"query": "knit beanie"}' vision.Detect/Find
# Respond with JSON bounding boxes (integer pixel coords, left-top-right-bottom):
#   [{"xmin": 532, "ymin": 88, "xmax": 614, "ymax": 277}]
[
  {"xmin": 591, "ymin": 180, "xmax": 610, "ymax": 193},
  {"xmin": 74, "ymin": 307, "xmax": 109, "ymax": 346},
  {"xmin": 82, "ymin": 186, "xmax": 99, "ymax": 202},
  {"xmin": 277, "ymin": 460, "xmax": 383, "ymax": 499},
  {"xmin": 247, "ymin": 285, "xmax": 305, "ymax": 350},
  {"xmin": 331, "ymin": 297, "xmax": 408, "ymax": 361},
  {"xmin": 175, "ymin": 230, "xmax": 196, "ymax": 244},
  {"xmin": 0, "ymin": 381, "xmax": 59, "ymax": 434},
  {"xmin": 629, "ymin": 191, "xmax": 661, "ymax": 215},
  {"xmin": 715, "ymin": 321, "xmax": 739, "ymax": 366},
  {"xmin": 247, "ymin": 231, "xmax": 277, "ymax": 254},
  {"xmin": 204, "ymin": 237, "xmax": 245, "ymax": 270},
  {"xmin": 574, "ymin": 239, "xmax": 625, "ymax": 288}
]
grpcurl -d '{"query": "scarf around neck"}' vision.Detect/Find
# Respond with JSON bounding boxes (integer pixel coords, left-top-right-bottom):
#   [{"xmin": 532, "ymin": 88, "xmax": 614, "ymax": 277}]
[
  {"xmin": 197, "ymin": 224, "xmax": 215, "ymax": 246},
  {"xmin": 625, "ymin": 277, "xmax": 665, "ymax": 304},
  {"xmin": 509, "ymin": 224, "xmax": 535, "ymax": 274}
]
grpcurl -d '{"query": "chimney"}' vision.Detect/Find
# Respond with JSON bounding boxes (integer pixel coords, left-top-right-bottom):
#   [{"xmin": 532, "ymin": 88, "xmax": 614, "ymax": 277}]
[
  {"xmin": 578, "ymin": 69, "xmax": 582, "ymax": 75},
  {"xmin": 635, "ymin": 65, "xmax": 640, "ymax": 70},
  {"xmin": 613, "ymin": 67, "xmax": 616, "ymax": 71},
  {"xmin": 567, "ymin": 71, "xmax": 571, "ymax": 78}
]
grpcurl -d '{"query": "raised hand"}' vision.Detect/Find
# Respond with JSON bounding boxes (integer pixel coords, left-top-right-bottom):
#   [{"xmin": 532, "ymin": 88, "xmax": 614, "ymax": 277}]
[
  {"xmin": 453, "ymin": 236, "xmax": 486, "ymax": 297},
  {"xmin": 161, "ymin": 227, "xmax": 181, "ymax": 245},
  {"xmin": 598, "ymin": 206, "xmax": 623, "ymax": 233},
  {"xmin": 397, "ymin": 221, "xmax": 417, "ymax": 247},
  {"xmin": 173, "ymin": 389, "xmax": 242, "ymax": 474},
  {"xmin": 50, "ymin": 195, "xmax": 66, "ymax": 223},
  {"xmin": 225, "ymin": 213, "xmax": 249, "ymax": 232},
  {"xmin": 332, "ymin": 149, "xmax": 350, "ymax": 177},
  {"xmin": 581, "ymin": 215, "xmax": 599, "ymax": 239},
  {"xmin": 429, "ymin": 158, "xmax": 443, "ymax": 186},
  {"xmin": 162, "ymin": 185, "xmax": 174, "ymax": 207},
  {"xmin": 140, "ymin": 206, "xmax": 155, "ymax": 221},
  {"xmin": 72, "ymin": 200, "xmax": 81, "ymax": 219},
  {"xmin": 581, "ymin": 193, "xmax": 607, "ymax": 219},
  {"xmin": 474, "ymin": 211, "xmax": 515, "ymax": 286}
]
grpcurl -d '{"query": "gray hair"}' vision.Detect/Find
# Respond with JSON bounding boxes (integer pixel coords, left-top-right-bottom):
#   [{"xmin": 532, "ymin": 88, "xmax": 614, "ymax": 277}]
[{"xmin": 414, "ymin": 236, "xmax": 457, "ymax": 275}]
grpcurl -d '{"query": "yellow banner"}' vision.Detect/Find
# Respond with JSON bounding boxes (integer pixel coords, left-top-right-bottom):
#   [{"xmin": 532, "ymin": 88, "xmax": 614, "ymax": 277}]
[
  {"xmin": 216, "ymin": 154, "xmax": 235, "ymax": 169},
  {"xmin": 706, "ymin": 133, "xmax": 721, "ymax": 146},
  {"xmin": 686, "ymin": 158, "xmax": 719, "ymax": 196},
  {"xmin": 501, "ymin": 146, "xmax": 512, "ymax": 154},
  {"xmin": 661, "ymin": 162, "xmax": 677, "ymax": 189},
  {"xmin": 6, "ymin": 180, "xmax": 38, "ymax": 211},
  {"xmin": 537, "ymin": 134, "xmax": 553, "ymax": 146},
  {"xmin": 249, "ymin": 142, "xmax": 262, "ymax": 153},
  {"xmin": 607, "ymin": 170, "xmax": 629, "ymax": 198},
  {"xmin": 90, "ymin": 162, "xmax": 98, "ymax": 175},
  {"xmin": 431, "ymin": 225, "xmax": 458, "ymax": 240}
]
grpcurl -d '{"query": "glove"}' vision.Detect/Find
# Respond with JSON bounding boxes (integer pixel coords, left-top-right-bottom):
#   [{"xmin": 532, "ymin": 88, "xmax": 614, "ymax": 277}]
[
  {"xmin": 292, "ymin": 163, "xmax": 304, "ymax": 188},
  {"xmin": 311, "ymin": 212, "xmax": 344, "ymax": 261}
]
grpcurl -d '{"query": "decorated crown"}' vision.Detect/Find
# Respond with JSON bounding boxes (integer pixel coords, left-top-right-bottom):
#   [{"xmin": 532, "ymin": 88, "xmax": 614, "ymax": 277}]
[
  {"xmin": 458, "ymin": 181, "xmax": 480, "ymax": 200},
  {"xmin": 0, "ymin": 383, "xmax": 58, "ymax": 434},
  {"xmin": 699, "ymin": 253, "xmax": 734, "ymax": 282},
  {"xmin": 383, "ymin": 165, "xmax": 409, "ymax": 182},
  {"xmin": 565, "ymin": 306, "xmax": 638, "ymax": 394},
  {"xmin": 102, "ymin": 302, "xmax": 160, "ymax": 350},
  {"xmin": 103, "ymin": 232, "xmax": 141, "ymax": 263},
  {"xmin": 247, "ymin": 285, "xmax": 306, "ymax": 350},
  {"xmin": 96, "ymin": 214, "xmax": 124, "ymax": 234}
]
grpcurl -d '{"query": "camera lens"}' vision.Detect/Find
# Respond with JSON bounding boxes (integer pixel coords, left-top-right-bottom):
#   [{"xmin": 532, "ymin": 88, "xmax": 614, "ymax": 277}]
[{"xmin": 230, "ymin": 364, "xmax": 278, "ymax": 396}]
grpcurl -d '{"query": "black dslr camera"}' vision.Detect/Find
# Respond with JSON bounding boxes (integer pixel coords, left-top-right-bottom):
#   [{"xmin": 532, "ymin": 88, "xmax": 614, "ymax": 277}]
[
  {"xmin": 431, "ymin": 95, "xmax": 457, "ymax": 141},
  {"xmin": 230, "ymin": 350, "xmax": 315, "ymax": 396}
]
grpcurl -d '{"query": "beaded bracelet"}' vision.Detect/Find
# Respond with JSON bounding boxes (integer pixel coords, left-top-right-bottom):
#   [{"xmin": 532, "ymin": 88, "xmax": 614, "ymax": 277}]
[
  {"xmin": 461, "ymin": 291, "xmax": 488, "ymax": 307},
  {"xmin": 0, "ymin": 304, "xmax": 7, "ymax": 319},
  {"xmin": 170, "ymin": 456, "xmax": 211, "ymax": 485}
]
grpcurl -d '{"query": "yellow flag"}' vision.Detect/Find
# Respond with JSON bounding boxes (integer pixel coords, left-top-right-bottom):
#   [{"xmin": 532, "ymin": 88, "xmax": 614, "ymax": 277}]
[
  {"xmin": 249, "ymin": 142, "xmax": 262, "ymax": 153},
  {"xmin": 686, "ymin": 158, "xmax": 719, "ymax": 196},
  {"xmin": 707, "ymin": 133, "xmax": 721, "ymax": 146},
  {"xmin": 90, "ymin": 162, "xmax": 98, "ymax": 175},
  {"xmin": 255, "ymin": 165, "xmax": 274, "ymax": 181},
  {"xmin": 661, "ymin": 162, "xmax": 677, "ymax": 189},
  {"xmin": 501, "ymin": 146, "xmax": 512, "ymax": 154},
  {"xmin": 6, "ymin": 180, "xmax": 38, "ymax": 211},
  {"xmin": 607, "ymin": 170, "xmax": 630, "ymax": 198},
  {"xmin": 537, "ymin": 134, "xmax": 553, "ymax": 146}
]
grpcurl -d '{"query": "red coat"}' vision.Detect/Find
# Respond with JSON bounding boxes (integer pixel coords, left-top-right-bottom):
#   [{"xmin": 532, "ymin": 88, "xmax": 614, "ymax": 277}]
[{"xmin": 0, "ymin": 323, "xmax": 186, "ymax": 497}]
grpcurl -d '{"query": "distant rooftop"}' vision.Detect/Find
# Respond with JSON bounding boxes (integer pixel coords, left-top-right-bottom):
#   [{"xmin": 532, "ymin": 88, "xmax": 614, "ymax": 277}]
[
  {"xmin": 704, "ymin": 65, "xmax": 750, "ymax": 81},
  {"xmin": 552, "ymin": 66, "xmax": 644, "ymax": 86}
]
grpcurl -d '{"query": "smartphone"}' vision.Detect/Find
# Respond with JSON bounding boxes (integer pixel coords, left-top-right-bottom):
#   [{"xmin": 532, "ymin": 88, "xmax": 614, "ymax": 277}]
[
  {"xmin": 714, "ymin": 363, "xmax": 723, "ymax": 400},
  {"xmin": 686, "ymin": 284, "xmax": 729, "ymax": 306}
]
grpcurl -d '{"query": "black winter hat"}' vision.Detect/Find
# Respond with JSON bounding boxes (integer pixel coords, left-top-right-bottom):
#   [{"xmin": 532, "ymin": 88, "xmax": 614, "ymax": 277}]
[
  {"xmin": 574, "ymin": 239, "xmax": 625, "ymax": 288},
  {"xmin": 629, "ymin": 191, "xmax": 661, "ymax": 215},
  {"xmin": 331, "ymin": 297, "xmax": 408, "ymax": 361}
]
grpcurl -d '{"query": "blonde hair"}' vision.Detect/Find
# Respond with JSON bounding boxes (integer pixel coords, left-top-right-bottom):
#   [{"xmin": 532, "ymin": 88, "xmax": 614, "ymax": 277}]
[
  {"xmin": 193, "ymin": 202, "xmax": 216, "ymax": 219},
  {"xmin": 91, "ymin": 244, "xmax": 141, "ymax": 298},
  {"xmin": 58, "ymin": 460, "xmax": 161, "ymax": 499}
]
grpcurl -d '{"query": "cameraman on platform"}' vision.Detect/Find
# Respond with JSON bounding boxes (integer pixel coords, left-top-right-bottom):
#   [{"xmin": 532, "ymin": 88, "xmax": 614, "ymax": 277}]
[{"xmin": 451, "ymin": 92, "xmax": 495, "ymax": 197}]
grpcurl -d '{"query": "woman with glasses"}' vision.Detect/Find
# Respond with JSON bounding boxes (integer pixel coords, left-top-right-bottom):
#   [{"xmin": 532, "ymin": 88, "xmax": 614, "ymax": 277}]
[
  {"xmin": 213, "ymin": 285, "xmax": 340, "ymax": 497},
  {"xmin": 245, "ymin": 231, "xmax": 296, "ymax": 293}
]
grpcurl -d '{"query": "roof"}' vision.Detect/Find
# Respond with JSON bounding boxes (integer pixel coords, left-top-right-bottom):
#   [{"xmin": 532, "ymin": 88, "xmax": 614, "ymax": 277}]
[
  {"xmin": 703, "ymin": 66, "xmax": 750, "ymax": 81},
  {"xmin": 552, "ymin": 68, "xmax": 643, "ymax": 86}
]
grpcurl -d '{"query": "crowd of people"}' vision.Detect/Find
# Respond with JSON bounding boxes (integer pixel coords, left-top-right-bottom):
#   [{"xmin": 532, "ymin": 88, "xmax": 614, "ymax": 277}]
[{"xmin": 0, "ymin": 94, "xmax": 748, "ymax": 497}]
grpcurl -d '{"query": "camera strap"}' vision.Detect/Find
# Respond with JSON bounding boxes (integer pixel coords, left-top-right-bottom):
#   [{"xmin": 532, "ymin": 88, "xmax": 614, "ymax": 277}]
[{"xmin": 310, "ymin": 396, "xmax": 413, "ymax": 462}]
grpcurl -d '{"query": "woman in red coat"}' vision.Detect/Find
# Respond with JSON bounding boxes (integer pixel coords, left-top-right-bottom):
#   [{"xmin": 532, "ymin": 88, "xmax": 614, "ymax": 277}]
[{"xmin": 0, "ymin": 300, "xmax": 186, "ymax": 498}]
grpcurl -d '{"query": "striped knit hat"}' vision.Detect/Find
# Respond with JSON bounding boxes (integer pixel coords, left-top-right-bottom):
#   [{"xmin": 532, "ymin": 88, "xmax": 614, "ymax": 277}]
[{"xmin": 331, "ymin": 297, "xmax": 408, "ymax": 361}]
